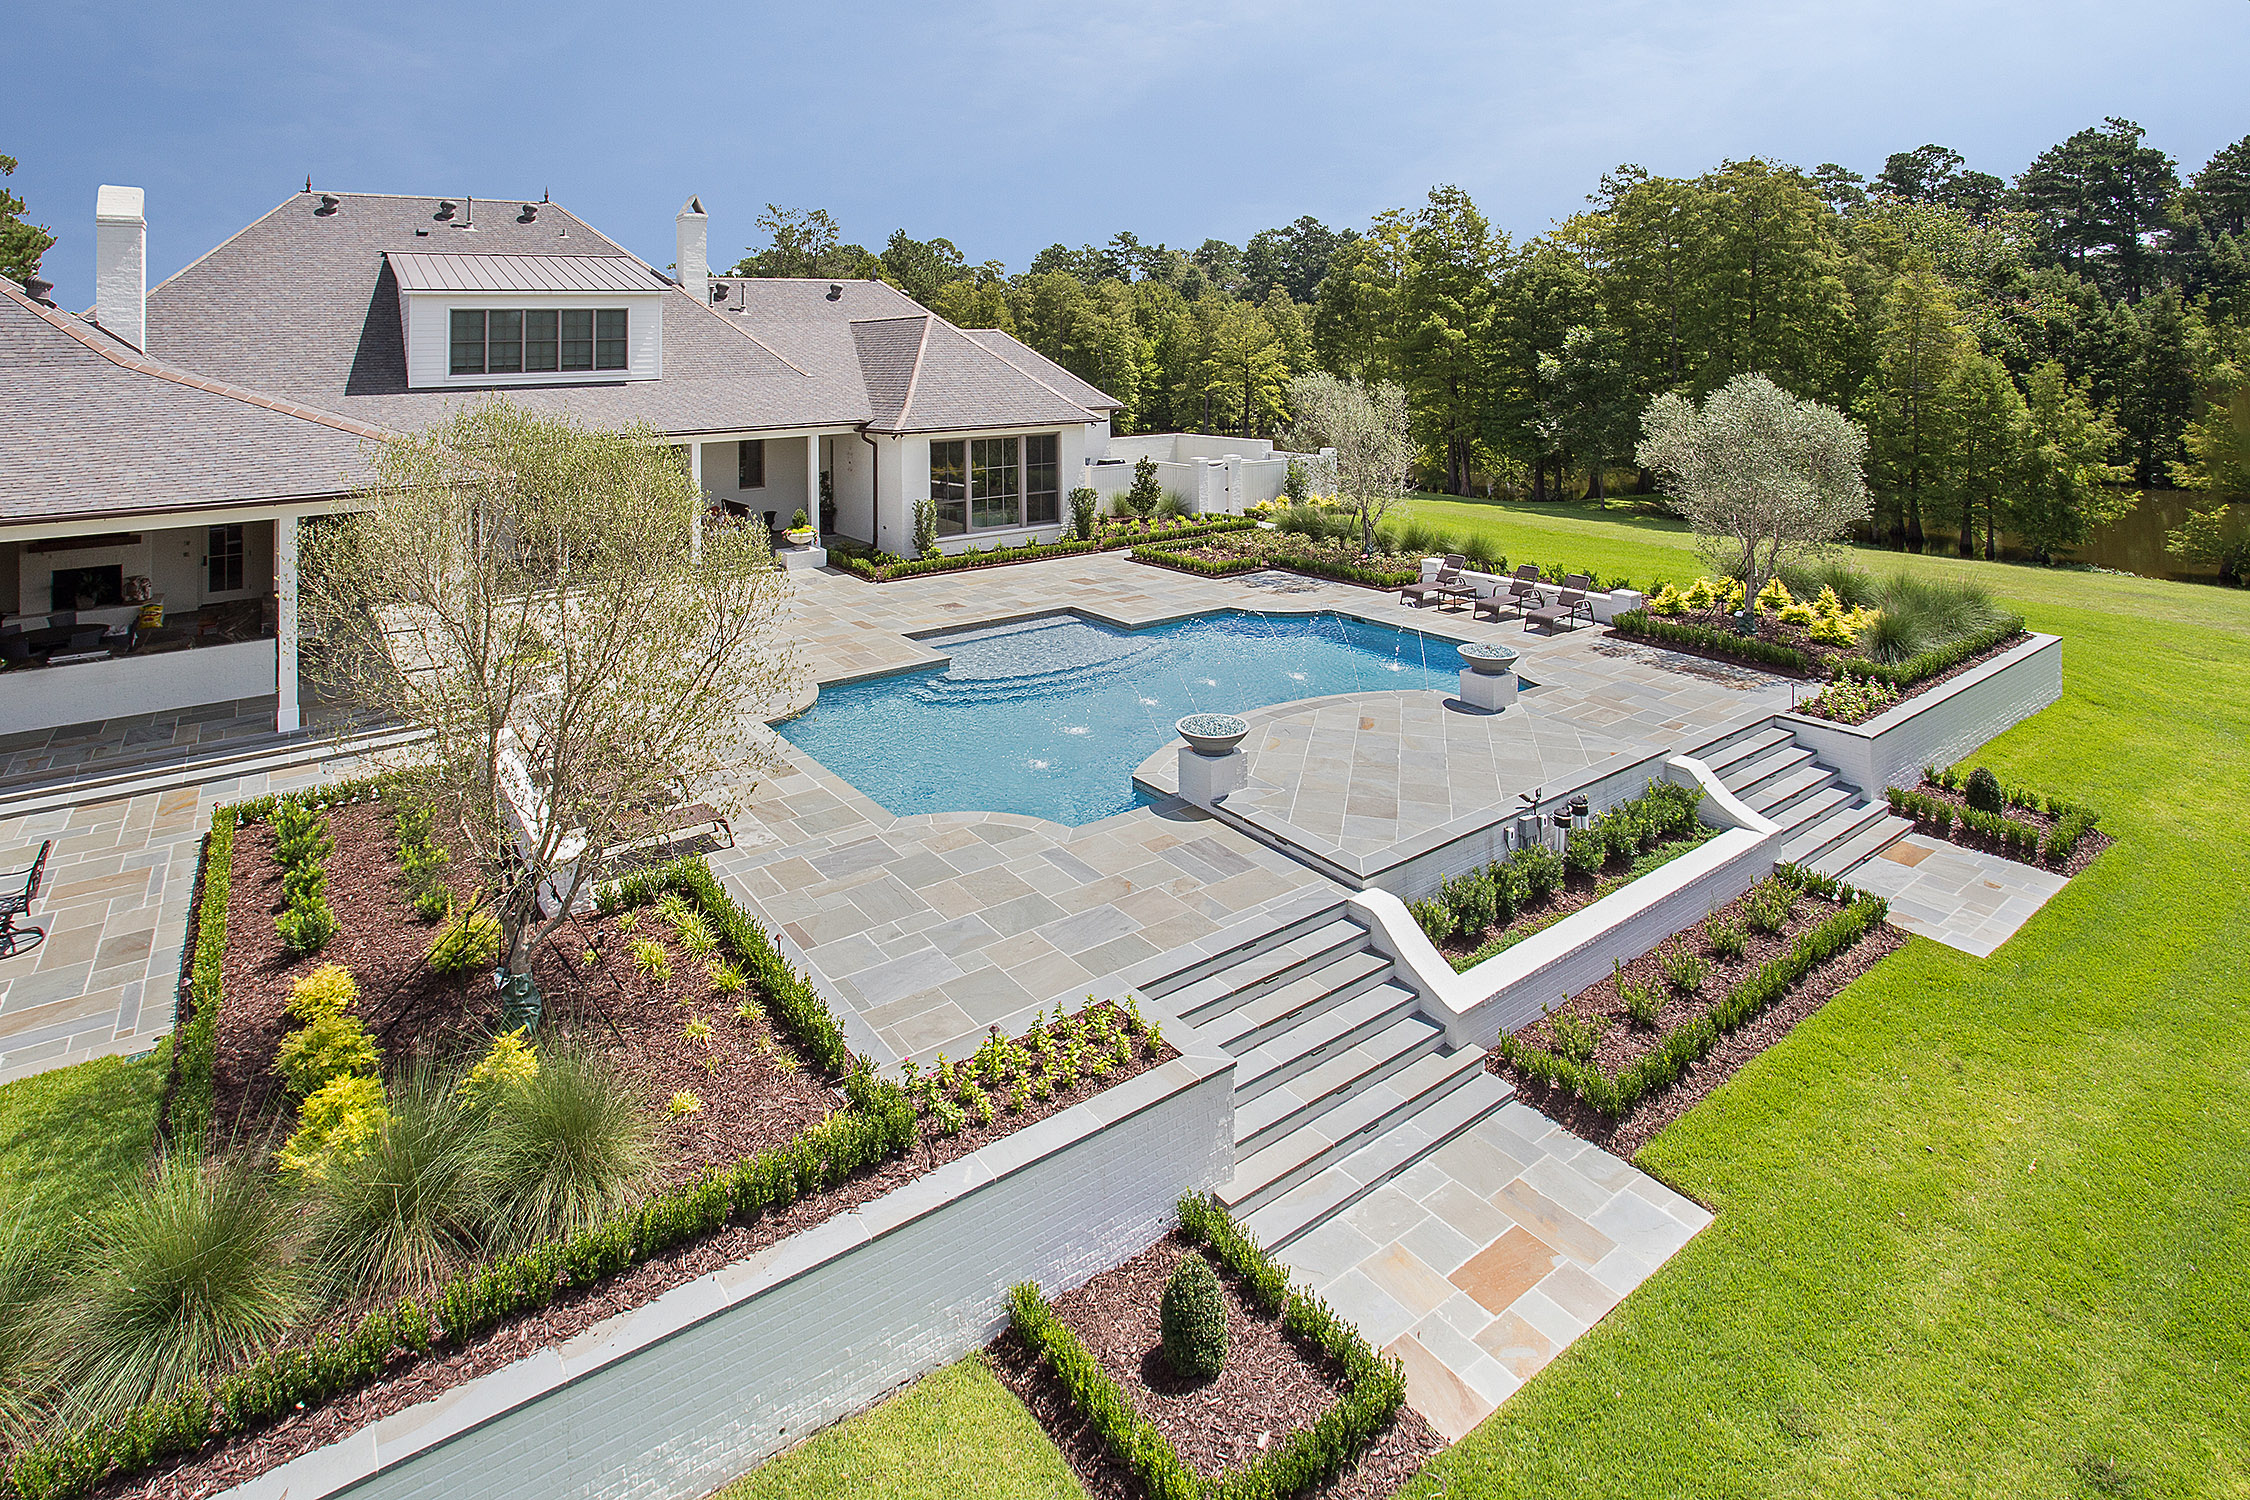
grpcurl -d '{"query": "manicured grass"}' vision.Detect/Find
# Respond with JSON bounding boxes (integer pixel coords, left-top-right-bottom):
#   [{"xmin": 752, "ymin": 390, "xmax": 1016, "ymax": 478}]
[
  {"xmin": 1391, "ymin": 500, "xmax": 2250, "ymax": 1496},
  {"xmin": 0, "ymin": 1044, "xmax": 165, "ymax": 1228},
  {"xmin": 713, "ymin": 1356, "xmax": 1086, "ymax": 1500}
]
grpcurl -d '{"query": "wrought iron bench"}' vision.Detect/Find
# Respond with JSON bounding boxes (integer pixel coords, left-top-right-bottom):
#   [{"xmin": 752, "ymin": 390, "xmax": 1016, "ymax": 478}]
[{"xmin": 2, "ymin": 840, "xmax": 52, "ymax": 958}]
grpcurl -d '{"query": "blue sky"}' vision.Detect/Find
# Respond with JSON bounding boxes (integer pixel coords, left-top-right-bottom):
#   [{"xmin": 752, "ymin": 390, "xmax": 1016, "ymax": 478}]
[{"xmin": 6, "ymin": 0, "xmax": 2248, "ymax": 306}]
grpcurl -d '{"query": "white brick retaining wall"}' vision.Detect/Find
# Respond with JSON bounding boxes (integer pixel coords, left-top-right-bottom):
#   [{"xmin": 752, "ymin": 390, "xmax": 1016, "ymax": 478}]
[
  {"xmin": 1780, "ymin": 632, "xmax": 2061, "ymax": 796},
  {"xmin": 222, "ymin": 1043, "xmax": 1234, "ymax": 1500},
  {"xmin": 1352, "ymin": 756, "xmax": 1785, "ymax": 1048}
]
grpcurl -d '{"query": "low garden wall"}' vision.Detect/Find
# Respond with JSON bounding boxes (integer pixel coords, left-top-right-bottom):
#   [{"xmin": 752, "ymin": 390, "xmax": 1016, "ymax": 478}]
[
  {"xmin": 220, "ymin": 1041, "xmax": 1235, "ymax": 1500},
  {"xmin": 1781, "ymin": 632, "xmax": 2061, "ymax": 796},
  {"xmin": 1351, "ymin": 756, "xmax": 1784, "ymax": 1048}
]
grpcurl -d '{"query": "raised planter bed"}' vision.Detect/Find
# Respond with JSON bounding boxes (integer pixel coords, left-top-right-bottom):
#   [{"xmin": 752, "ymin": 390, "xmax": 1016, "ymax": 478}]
[
  {"xmin": 1490, "ymin": 867, "xmax": 1901, "ymax": 1156},
  {"xmin": 830, "ymin": 519, "xmax": 1256, "ymax": 582},
  {"xmin": 1885, "ymin": 771, "xmax": 2109, "ymax": 877}
]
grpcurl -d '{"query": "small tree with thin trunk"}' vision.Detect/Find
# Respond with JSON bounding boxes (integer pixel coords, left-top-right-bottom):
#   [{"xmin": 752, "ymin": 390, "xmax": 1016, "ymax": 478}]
[
  {"xmin": 1285, "ymin": 370, "xmax": 1412, "ymax": 557},
  {"xmin": 1636, "ymin": 374, "xmax": 1871, "ymax": 625},
  {"xmin": 304, "ymin": 400, "xmax": 799, "ymax": 987}
]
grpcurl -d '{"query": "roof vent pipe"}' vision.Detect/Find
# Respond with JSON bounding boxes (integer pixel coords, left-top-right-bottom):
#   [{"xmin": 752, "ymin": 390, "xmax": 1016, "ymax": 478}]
[
  {"xmin": 21, "ymin": 274, "xmax": 55, "ymax": 305},
  {"xmin": 94, "ymin": 185, "xmax": 147, "ymax": 350},
  {"xmin": 826, "ymin": 284, "xmax": 841, "ymax": 301},
  {"xmin": 675, "ymin": 195, "xmax": 709, "ymax": 308},
  {"xmin": 434, "ymin": 200, "xmax": 456, "ymax": 221}
]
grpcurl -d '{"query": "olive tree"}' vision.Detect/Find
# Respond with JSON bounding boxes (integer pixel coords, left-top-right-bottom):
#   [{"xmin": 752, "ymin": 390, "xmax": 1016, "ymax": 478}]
[
  {"xmin": 1637, "ymin": 373, "xmax": 1870, "ymax": 622},
  {"xmin": 1285, "ymin": 370, "xmax": 1412, "ymax": 557},
  {"xmin": 304, "ymin": 400, "xmax": 799, "ymax": 984}
]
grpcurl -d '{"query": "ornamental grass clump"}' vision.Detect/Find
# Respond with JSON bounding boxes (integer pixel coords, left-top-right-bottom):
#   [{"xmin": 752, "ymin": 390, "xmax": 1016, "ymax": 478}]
[
  {"xmin": 1160, "ymin": 1252, "xmax": 1228, "ymax": 1381},
  {"xmin": 477, "ymin": 1043, "xmax": 659, "ymax": 1247},
  {"xmin": 0, "ymin": 1212, "xmax": 57, "ymax": 1444},
  {"xmin": 59, "ymin": 1153, "xmax": 311, "ymax": 1420},
  {"xmin": 308, "ymin": 1062, "xmax": 490, "ymax": 1295}
]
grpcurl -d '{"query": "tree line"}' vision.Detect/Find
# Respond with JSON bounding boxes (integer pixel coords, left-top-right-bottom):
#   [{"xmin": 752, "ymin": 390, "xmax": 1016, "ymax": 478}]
[{"xmin": 736, "ymin": 121, "xmax": 2250, "ymax": 559}]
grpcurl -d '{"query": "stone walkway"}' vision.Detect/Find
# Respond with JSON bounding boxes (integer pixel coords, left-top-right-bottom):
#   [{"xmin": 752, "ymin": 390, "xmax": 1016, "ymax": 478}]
[
  {"xmin": 1278, "ymin": 1097, "xmax": 1710, "ymax": 1440},
  {"xmin": 1845, "ymin": 833, "xmax": 2070, "ymax": 957},
  {"xmin": 0, "ymin": 696, "xmax": 282, "ymax": 784}
]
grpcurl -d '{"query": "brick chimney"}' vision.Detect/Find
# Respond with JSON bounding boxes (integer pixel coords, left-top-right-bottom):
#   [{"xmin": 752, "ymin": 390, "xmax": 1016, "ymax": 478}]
[
  {"xmin": 95, "ymin": 185, "xmax": 146, "ymax": 350},
  {"xmin": 675, "ymin": 195, "xmax": 708, "ymax": 306}
]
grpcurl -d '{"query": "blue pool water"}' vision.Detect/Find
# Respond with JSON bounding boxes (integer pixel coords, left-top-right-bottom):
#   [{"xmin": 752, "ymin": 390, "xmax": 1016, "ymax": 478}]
[{"xmin": 776, "ymin": 610, "xmax": 1476, "ymax": 826}]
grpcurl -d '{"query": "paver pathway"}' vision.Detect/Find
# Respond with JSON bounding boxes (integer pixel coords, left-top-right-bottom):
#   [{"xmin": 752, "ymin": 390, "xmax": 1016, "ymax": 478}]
[
  {"xmin": 1280, "ymin": 1098, "xmax": 1710, "ymax": 1440},
  {"xmin": 1844, "ymin": 833, "xmax": 2070, "ymax": 957}
]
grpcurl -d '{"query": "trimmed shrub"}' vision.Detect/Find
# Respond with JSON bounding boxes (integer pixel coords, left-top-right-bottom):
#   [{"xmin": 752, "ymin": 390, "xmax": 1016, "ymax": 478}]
[
  {"xmin": 287, "ymin": 963, "xmax": 358, "ymax": 1022},
  {"xmin": 1070, "ymin": 486, "xmax": 1100, "ymax": 541},
  {"xmin": 1159, "ymin": 1252, "xmax": 1228, "ymax": 1380},
  {"xmin": 1611, "ymin": 611, "xmax": 1818, "ymax": 674},
  {"xmin": 1964, "ymin": 766, "xmax": 2005, "ymax": 814},
  {"xmin": 427, "ymin": 909, "xmax": 502, "ymax": 975},
  {"xmin": 273, "ymin": 1009, "xmax": 379, "ymax": 1097},
  {"xmin": 163, "ymin": 808, "xmax": 235, "ymax": 1154},
  {"xmin": 275, "ymin": 1073, "xmax": 388, "ymax": 1180}
]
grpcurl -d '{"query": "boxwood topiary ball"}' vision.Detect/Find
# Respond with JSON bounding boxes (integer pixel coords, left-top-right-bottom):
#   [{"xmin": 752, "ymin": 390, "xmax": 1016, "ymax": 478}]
[
  {"xmin": 1964, "ymin": 766, "xmax": 2005, "ymax": 814},
  {"xmin": 1160, "ymin": 1251, "xmax": 1227, "ymax": 1380}
]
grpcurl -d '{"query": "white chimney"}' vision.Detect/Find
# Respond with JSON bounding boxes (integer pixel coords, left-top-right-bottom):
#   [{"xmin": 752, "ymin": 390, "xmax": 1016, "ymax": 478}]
[
  {"xmin": 675, "ymin": 195, "xmax": 709, "ymax": 307},
  {"xmin": 95, "ymin": 185, "xmax": 147, "ymax": 350}
]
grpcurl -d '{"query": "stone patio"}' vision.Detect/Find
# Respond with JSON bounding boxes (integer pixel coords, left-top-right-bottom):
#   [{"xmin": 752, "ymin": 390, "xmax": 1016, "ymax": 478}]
[
  {"xmin": 0, "ymin": 695, "xmax": 282, "ymax": 785},
  {"xmin": 1844, "ymin": 832, "xmax": 2071, "ymax": 957}
]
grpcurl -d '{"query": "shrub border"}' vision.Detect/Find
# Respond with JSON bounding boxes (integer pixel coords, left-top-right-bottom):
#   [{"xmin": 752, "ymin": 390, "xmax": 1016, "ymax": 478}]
[
  {"xmin": 1612, "ymin": 610, "xmax": 2030, "ymax": 691},
  {"xmin": 832, "ymin": 519, "xmax": 1257, "ymax": 582},
  {"xmin": 1007, "ymin": 1194, "xmax": 1406, "ymax": 1500},
  {"xmin": 1131, "ymin": 543, "xmax": 1419, "ymax": 591},
  {"xmin": 8, "ymin": 853, "xmax": 900, "ymax": 1500},
  {"xmin": 1494, "ymin": 867, "xmax": 1890, "ymax": 1118}
]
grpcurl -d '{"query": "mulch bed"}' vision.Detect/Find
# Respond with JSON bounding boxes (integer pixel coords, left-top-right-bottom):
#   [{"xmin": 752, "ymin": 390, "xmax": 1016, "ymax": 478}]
[
  {"xmin": 1613, "ymin": 604, "xmax": 2027, "ymax": 704},
  {"xmin": 123, "ymin": 805, "xmax": 1179, "ymax": 1500},
  {"xmin": 1895, "ymin": 780, "xmax": 2113, "ymax": 879},
  {"xmin": 988, "ymin": 1233, "xmax": 1442, "ymax": 1500},
  {"xmin": 1437, "ymin": 833, "xmax": 1718, "ymax": 971},
  {"xmin": 1488, "ymin": 882, "xmax": 1906, "ymax": 1157}
]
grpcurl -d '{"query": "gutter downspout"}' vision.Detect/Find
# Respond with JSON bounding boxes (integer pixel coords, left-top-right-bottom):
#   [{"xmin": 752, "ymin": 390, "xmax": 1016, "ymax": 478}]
[{"xmin": 858, "ymin": 426, "xmax": 882, "ymax": 553}]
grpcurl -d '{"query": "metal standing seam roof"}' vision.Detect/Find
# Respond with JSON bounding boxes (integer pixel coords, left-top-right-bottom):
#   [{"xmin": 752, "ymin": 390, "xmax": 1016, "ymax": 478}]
[{"xmin": 384, "ymin": 251, "xmax": 672, "ymax": 294}]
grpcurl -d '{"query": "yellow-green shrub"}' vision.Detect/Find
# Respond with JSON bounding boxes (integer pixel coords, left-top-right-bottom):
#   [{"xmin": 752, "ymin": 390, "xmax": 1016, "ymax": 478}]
[
  {"xmin": 287, "ymin": 963, "xmax": 359, "ymax": 1022},
  {"xmin": 458, "ymin": 1027, "xmax": 539, "ymax": 1106},
  {"xmin": 276, "ymin": 1073, "xmax": 387, "ymax": 1179},
  {"xmin": 428, "ymin": 910, "xmax": 502, "ymax": 975},
  {"xmin": 274, "ymin": 1009, "xmax": 379, "ymax": 1096},
  {"xmin": 1755, "ymin": 576, "xmax": 1794, "ymax": 613}
]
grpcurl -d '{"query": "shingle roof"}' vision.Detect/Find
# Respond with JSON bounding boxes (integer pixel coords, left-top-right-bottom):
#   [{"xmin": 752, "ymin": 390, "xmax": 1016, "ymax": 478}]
[
  {"xmin": 1, "ymin": 280, "xmax": 378, "ymax": 526},
  {"xmin": 385, "ymin": 251, "xmax": 671, "ymax": 293},
  {"xmin": 962, "ymin": 327, "xmax": 1121, "ymax": 412},
  {"xmin": 143, "ymin": 193, "xmax": 864, "ymax": 436}
]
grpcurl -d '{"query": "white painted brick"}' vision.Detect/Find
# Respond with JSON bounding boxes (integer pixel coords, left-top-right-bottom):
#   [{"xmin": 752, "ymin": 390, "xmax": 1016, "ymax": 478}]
[{"xmin": 1782, "ymin": 634, "xmax": 2061, "ymax": 796}]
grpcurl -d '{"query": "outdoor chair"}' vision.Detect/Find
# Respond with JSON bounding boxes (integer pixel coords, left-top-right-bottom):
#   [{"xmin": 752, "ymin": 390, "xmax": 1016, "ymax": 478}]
[
  {"xmin": 1525, "ymin": 573, "xmax": 1596, "ymax": 633},
  {"xmin": 1400, "ymin": 554, "xmax": 1468, "ymax": 609},
  {"xmin": 1474, "ymin": 564, "xmax": 1544, "ymax": 621},
  {"xmin": 1, "ymin": 840, "xmax": 52, "ymax": 959}
]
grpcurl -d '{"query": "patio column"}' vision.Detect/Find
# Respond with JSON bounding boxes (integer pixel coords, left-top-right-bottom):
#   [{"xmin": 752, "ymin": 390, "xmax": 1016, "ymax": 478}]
[
  {"xmin": 688, "ymin": 441, "xmax": 704, "ymax": 562},
  {"xmin": 806, "ymin": 433, "xmax": 822, "ymax": 544},
  {"xmin": 275, "ymin": 516, "xmax": 300, "ymax": 733}
]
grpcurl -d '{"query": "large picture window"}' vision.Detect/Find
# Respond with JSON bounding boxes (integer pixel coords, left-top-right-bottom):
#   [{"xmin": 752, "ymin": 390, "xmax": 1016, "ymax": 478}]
[
  {"xmin": 450, "ymin": 307, "xmax": 628, "ymax": 375},
  {"xmin": 971, "ymin": 437, "xmax": 1021, "ymax": 530},
  {"xmin": 1024, "ymin": 433, "xmax": 1059, "ymax": 526},
  {"xmin": 929, "ymin": 440, "xmax": 967, "ymax": 535}
]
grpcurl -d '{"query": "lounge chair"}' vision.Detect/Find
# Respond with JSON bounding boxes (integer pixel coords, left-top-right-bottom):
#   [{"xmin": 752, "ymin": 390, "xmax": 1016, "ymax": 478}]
[
  {"xmin": 1525, "ymin": 574, "xmax": 1595, "ymax": 633},
  {"xmin": 1473, "ymin": 564, "xmax": 1543, "ymax": 622},
  {"xmin": 1400, "ymin": 554, "xmax": 1469, "ymax": 609}
]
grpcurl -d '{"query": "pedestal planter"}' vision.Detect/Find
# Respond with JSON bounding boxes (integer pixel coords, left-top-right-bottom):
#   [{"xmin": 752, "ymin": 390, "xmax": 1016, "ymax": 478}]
[
  {"xmin": 1176, "ymin": 714, "xmax": 1250, "ymax": 807},
  {"xmin": 1176, "ymin": 713, "xmax": 1250, "ymax": 756},
  {"xmin": 1458, "ymin": 642, "xmax": 1519, "ymax": 676},
  {"xmin": 1457, "ymin": 643, "xmax": 1519, "ymax": 711}
]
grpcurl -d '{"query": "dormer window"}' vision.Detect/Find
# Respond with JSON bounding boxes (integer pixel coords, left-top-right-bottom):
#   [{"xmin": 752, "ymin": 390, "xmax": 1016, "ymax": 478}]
[{"xmin": 450, "ymin": 308, "xmax": 628, "ymax": 375}]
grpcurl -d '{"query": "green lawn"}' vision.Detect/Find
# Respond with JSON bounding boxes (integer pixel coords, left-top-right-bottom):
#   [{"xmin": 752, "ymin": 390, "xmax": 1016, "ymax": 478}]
[
  {"xmin": 0, "ymin": 1044, "xmax": 166, "ymax": 1229},
  {"xmin": 1389, "ymin": 498, "xmax": 2250, "ymax": 1498},
  {"xmin": 712, "ymin": 1357, "xmax": 1084, "ymax": 1500}
]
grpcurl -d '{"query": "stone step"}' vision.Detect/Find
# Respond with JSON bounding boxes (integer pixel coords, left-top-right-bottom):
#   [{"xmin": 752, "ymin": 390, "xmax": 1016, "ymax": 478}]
[
  {"xmin": 1778, "ymin": 798, "xmax": 1891, "ymax": 867},
  {"xmin": 1234, "ymin": 1013, "xmax": 1446, "ymax": 1156},
  {"xmin": 1808, "ymin": 814, "xmax": 1914, "ymax": 881},
  {"xmin": 1696, "ymin": 725, "xmax": 1794, "ymax": 779},
  {"xmin": 1152, "ymin": 908, "xmax": 1359, "ymax": 1016},
  {"xmin": 1764, "ymin": 784, "xmax": 1853, "ymax": 839},
  {"xmin": 1232, "ymin": 981, "xmax": 1422, "ymax": 1103},
  {"xmin": 1219, "ymin": 1046, "xmax": 1489, "ymax": 1215},
  {"xmin": 1206, "ymin": 949, "xmax": 1397, "ymax": 1056},
  {"xmin": 1721, "ymin": 743, "xmax": 1816, "ymax": 799},
  {"xmin": 1170, "ymin": 918, "xmax": 1373, "ymax": 1026},
  {"xmin": 1746, "ymin": 762, "xmax": 1837, "ymax": 820},
  {"xmin": 1239, "ymin": 1070, "xmax": 1516, "ymax": 1252}
]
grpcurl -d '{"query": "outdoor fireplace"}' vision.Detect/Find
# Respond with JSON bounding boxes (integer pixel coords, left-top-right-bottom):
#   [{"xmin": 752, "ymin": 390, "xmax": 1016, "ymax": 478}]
[{"xmin": 50, "ymin": 565, "xmax": 123, "ymax": 612}]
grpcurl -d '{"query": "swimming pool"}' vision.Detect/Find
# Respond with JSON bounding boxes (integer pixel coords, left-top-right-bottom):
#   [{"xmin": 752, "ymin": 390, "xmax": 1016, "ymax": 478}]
[{"xmin": 775, "ymin": 610, "xmax": 1482, "ymax": 826}]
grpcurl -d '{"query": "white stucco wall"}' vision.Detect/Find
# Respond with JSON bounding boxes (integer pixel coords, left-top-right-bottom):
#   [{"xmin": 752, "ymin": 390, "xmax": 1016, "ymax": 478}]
[
  {"xmin": 1779, "ymin": 633, "xmax": 2062, "ymax": 796},
  {"xmin": 219, "ymin": 1044, "xmax": 1234, "ymax": 1500},
  {"xmin": 873, "ymin": 427, "xmax": 1085, "ymax": 556}
]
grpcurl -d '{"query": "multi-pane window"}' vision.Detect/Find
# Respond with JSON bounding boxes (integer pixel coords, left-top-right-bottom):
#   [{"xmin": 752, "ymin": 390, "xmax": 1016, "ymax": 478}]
[
  {"xmin": 1024, "ymin": 433, "xmax": 1059, "ymax": 526},
  {"xmin": 930, "ymin": 440, "xmax": 968, "ymax": 535},
  {"xmin": 207, "ymin": 523, "xmax": 245, "ymax": 594},
  {"xmin": 738, "ymin": 439, "xmax": 766, "ymax": 489},
  {"xmin": 971, "ymin": 437, "xmax": 1021, "ymax": 530},
  {"xmin": 450, "ymin": 308, "xmax": 628, "ymax": 375}
]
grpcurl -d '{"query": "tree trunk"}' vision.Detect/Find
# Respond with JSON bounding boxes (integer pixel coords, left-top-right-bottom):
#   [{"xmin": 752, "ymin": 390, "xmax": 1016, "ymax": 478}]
[
  {"xmin": 1957, "ymin": 495, "xmax": 1976, "ymax": 557},
  {"xmin": 1587, "ymin": 464, "xmax": 1606, "ymax": 501},
  {"xmin": 1905, "ymin": 492, "xmax": 1925, "ymax": 552},
  {"xmin": 1532, "ymin": 458, "xmax": 1547, "ymax": 504}
]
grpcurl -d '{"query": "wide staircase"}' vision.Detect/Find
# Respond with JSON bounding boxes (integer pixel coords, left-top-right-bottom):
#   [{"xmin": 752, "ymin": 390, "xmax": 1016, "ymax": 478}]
[
  {"xmin": 1136, "ymin": 902, "xmax": 1512, "ymax": 1252},
  {"xmin": 1692, "ymin": 724, "xmax": 1912, "ymax": 879}
]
